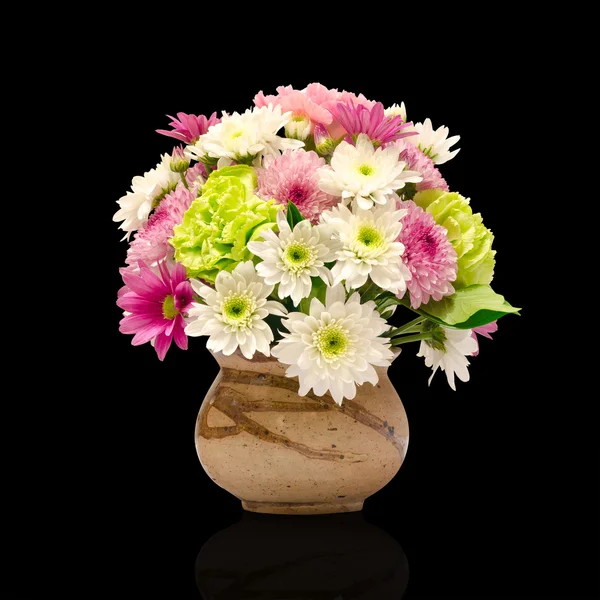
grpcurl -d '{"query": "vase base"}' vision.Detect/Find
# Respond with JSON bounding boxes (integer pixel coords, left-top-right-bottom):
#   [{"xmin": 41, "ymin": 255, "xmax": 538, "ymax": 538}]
[{"xmin": 241, "ymin": 499, "xmax": 364, "ymax": 515}]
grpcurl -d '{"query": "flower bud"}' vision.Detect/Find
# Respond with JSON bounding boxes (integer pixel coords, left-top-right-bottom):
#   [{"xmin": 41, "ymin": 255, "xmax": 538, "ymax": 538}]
[
  {"xmin": 170, "ymin": 146, "xmax": 190, "ymax": 173},
  {"xmin": 284, "ymin": 113, "xmax": 312, "ymax": 141},
  {"xmin": 313, "ymin": 123, "xmax": 335, "ymax": 156}
]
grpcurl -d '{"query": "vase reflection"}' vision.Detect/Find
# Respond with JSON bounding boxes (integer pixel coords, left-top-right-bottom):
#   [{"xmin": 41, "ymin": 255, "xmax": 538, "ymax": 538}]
[{"xmin": 195, "ymin": 512, "xmax": 408, "ymax": 599}]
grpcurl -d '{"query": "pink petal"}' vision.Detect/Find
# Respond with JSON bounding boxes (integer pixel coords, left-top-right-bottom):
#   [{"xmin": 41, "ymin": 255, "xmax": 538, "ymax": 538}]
[
  {"xmin": 117, "ymin": 294, "xmax": 161, "ymax": 314},
  {"xmin": 119, "ymin": 314, "xmax": 156, "ymax": 334},
  {"xmin": 173, "ymin": 317, "xmax": 188, "ymax": 351},
  {"xmin": 154, "ymin": 332, "xmax": 173, "ymax": 361},
  {"xmin": 174, "ymin": 280, "xmax": 194, "ymax": 310},
  {"xmin": 170, "ymin": 262, "xmax": 188, "ymax": 290},
  {"xmin": 132, "ymin": 322, "xmax": 167, "ymax": 346},
  {"xmin": 155, "ymin": 129, "xmax": 188, "ymax": 143}
]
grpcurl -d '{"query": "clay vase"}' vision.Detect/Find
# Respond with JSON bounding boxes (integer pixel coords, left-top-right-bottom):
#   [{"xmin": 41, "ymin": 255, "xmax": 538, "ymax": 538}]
[{"xmin": 195, "ymin": 349, "xmax": 409, "ymax": 515}]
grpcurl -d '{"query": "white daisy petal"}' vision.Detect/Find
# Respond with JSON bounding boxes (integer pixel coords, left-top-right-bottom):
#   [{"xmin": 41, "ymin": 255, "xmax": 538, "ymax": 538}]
[
  {"xmin": 409, "ymin": 118, "xmax": 460, "ymax": 165},
  {"xmin": 317, "ymin": 134, "xmax": 421, "ymax": 212},
  {"xmin": 113, "ymin": 153, "xmax": 180, "ymax": 239},
  {"xmin": 318, "ymin": 203, "xmax": 410, "ymax": 294},
  {"xmin": 417, "ymin": 327, "xmax": 477, "ymax": 390},
  {"xmin": 184, "ymin": 261, "xmax": 285, "ymax": 359},
  {"xmin": 187, "ymin": 105, "xmax": 304, "ymax": 165}
]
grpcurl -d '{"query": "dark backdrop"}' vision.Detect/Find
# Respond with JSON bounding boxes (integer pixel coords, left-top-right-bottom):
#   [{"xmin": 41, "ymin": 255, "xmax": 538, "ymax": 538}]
[{"xmin": 6, "ymin": 34, "xmax": 597, "ymax": 599}]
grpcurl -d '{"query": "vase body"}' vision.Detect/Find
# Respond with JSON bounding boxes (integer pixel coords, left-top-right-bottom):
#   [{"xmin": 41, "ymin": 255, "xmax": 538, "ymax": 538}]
[{"xmin": 195, "ymin": 349, "xmax": 409, "ymax": 515}]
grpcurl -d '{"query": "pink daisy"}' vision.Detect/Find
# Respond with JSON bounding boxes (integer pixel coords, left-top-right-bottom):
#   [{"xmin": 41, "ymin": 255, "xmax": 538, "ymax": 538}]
[
  {"xmin": 333, "ymin": 100, "xmax": 416, "ymax": 147},
  {"xmin": 156, "ymin": 112, "xmax": 220, "ymax": 144},
  {"xmin": 471, "ymin": 322, "xmax": 498, "ymax": 356},
  {"xmin": 256, "ymin": 149, "xmax": 338, "ymax": 224},
  {"xmin": 395, "ymin": 140, "xmax": 449, "ymax": 193},
  {"xmin": 397, "ymin": 200, "xmax": 458, "ymax": 309},
  {"xmin": 117, "ymin": 261, "xmax": 194, "ymax": 361},
  {"xmin": 126, "ymin": 185, "xmax": 195, "ymax": 268}
]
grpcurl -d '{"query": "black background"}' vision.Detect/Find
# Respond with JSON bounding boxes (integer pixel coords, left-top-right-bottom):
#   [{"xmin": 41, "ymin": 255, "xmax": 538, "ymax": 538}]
[{"xmin": 6, "ymin": 32, "xmax": 597, "ymax": 598}]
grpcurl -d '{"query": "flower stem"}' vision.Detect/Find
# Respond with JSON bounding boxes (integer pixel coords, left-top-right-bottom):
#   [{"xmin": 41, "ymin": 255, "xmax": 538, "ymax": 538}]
[
  {"xmin": 390, "ymin": 332, "xmax": 432, "ymax": 346},
  {"xmin": 359, "ymin": 280, "xmax": 381, "ymax": 303},
  {"xmin": 180, "ymin": 172, "xmax": 190, "ymax": 190},
  {"xmin": 394, "ymin": 316, "xmax": 426, "ymax": 336}
]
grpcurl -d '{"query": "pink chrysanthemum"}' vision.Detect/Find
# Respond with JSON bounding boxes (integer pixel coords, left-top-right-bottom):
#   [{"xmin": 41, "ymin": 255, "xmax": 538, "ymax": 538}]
[
  {"xmin": 186, "ymin": 162, "xmax": 207, "ymax": 187},
  {"xmin": 256, "ymin": 149, "xmax": 338, "ymax": 224},
  {"xmin": 395, "ymin": 140, "xmax": 449, "ymax": 193},
  {"xmin": 471, "ymin": 322, "xmax": 498, "ymax": 356},
  {"xmin": 156, "ymin": 112, "xmax": 220, "ymax": 144},
  {"xmin": 397, "ymin": 200, "xmax": 458, "ymax": 308},
  {"xmin": 117, "ymin": 261, "xmax": 194, "ymax": 361},
  {"xmin": 333, "ymin": 100, "xmax": 416, "ymax": 146},
  {"xmin": 126, "ymin": 185, "xmax": 195, "ymax": 267}
]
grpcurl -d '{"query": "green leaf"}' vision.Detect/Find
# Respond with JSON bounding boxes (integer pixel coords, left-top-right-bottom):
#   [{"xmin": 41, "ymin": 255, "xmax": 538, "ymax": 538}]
[
  {"xmin": 417, "ymin": 284, "xmax": 520, "ymax": 329},
  {"xmin": 286, "ymin": 201, "xmax": 305, "ymax": 230}
]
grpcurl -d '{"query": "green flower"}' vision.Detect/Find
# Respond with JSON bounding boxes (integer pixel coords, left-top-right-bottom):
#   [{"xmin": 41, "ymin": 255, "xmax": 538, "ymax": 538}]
[
  {"xmin": 414, "ymin": 189, "xmax": 496, "ymax": 288},
  {"xmin": 170, "ymin": 165, "xmax": 281, "ymax": 282}
]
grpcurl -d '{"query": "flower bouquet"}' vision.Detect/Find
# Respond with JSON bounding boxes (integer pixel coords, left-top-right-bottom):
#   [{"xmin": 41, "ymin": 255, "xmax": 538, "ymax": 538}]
[{"xmin": 115, "ymin": 83, "xmax": 518, "ymax": 404}]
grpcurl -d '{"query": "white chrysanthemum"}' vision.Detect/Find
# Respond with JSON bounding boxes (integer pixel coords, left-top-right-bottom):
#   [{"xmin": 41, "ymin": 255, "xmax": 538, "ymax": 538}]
[
  {"xmin": 384, "ymin": 102, "xmax": 407, "ymax": 122},
  {"xmin": 185, "ymin": 261, "xmax": 287, "ymax": 359},
  {"xmin": 409, "ymin": 118, "xmax": 460, "ymax": 165},
  {"xmin": 417, "ymin": 327, "xmax": 477, "ymax": 391},
  {"xmin": 187, "ymin": 105, "xmax": 303, "ymax": 167},
  {"xmin": 321, "ymin": 203, "xmax": 411, "ymax": 294},
  {"xmin": 113, "ymin": 154, "xmax": 179, "ymax": 240},
  {"xmin": 272, "ymin": 285, "xmax": 394, "ymax": 405},
  {"xmin": 247, "ymin": 211, "xmax": 338, "ymax": 307},
  {"xmin": 318, "ymin": 134, "xmax": 422, "ymax": 211}
]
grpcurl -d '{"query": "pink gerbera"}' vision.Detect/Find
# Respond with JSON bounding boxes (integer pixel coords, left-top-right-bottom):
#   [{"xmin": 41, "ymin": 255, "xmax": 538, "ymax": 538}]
[
  {"xmin": 156, "ymin": 112, "xmax": 220, "ymax": 144},
  {"xmin": 395, "ymin": 140, "xmax": 449, "ymax": 193},
  {"xmin": 126, "ymin": 185, "xmax": 195, "ymax": 268},
  {"xmin": 117, "ymin": 261, "xmax": 194, "ymax": 361},
  {"xmin": 397, "ymin": 200, "xmax": 458, "ymax": 308},
  {"xmin": 471, "ymin": 322, "xmax": 498, "ymax": 356},
  {"xmin": 333, "ymin": 100, "xmax": 416, "ymax": 147},
  {"xmin": 256, "ymin": 149, "xmax": 338, "ymax": 224}
]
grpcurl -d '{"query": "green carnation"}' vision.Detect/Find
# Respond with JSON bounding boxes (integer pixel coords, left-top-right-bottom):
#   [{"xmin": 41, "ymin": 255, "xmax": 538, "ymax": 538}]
[
  {"xmin": 170, "ymin": 165, "xmax": 281, "ymax": 282},
  {"xmin": 414, "ymin": 189, "xmax": 496, "ymax": 288}
]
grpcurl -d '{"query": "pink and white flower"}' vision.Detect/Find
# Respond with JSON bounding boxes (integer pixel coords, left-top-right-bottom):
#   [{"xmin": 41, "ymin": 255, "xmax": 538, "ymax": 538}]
[
  {"xmin": 395, "ymin": 140, "xmax": 449, "ymax": 193},
  {"xmin": 256, "ymin": 149, "xmax": 338, "ymax": 224},
  {"xmin": 126, "ymin": 185, "xmax": 196, "ymax": 268},
  {"xmin": 254, "ymin": 83, "xmax": 342, "ymax": 140},
  {"xmin": 397, "ymin": 200, "xmax": 457, "ymax": 308}
]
